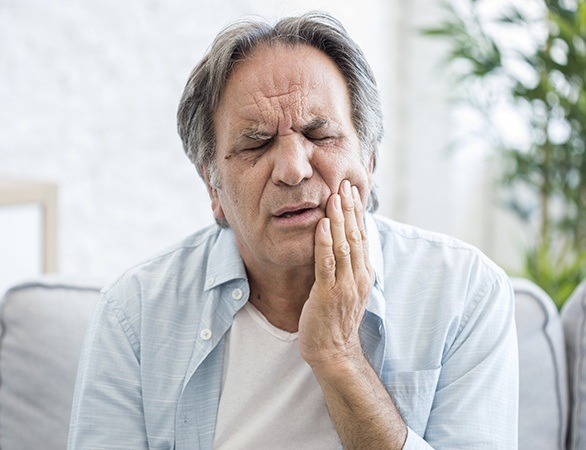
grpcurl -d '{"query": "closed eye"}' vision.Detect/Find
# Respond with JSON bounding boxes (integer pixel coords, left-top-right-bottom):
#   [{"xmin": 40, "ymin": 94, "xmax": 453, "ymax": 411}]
[
  {"xmin": 302, "ymin": 118, "xmax": 336, "ymax": 144},
  {"xmin": 239, "ymin": 131, "xmax": 273, "ymax": 152},
  {"xmin": 305, "ymin": 134, "xmax": 334, "ymax": 144},
  {"xmin": 243, "ymin": 140, "xmax": 271, "ymax": 152}
]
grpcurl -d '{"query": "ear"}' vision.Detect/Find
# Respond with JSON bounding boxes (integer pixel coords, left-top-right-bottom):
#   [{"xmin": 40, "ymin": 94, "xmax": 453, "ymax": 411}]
[
  {"xmin": 201, "ymin": 166, "xmax": 226, "ymax": 221},
  {"xmin": 367, "ymin": 152, "xmax": 375, "ymax": 191}
]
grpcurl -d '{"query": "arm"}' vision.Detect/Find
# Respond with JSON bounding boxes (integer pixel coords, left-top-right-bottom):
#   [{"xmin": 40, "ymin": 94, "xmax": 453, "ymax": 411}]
[
  {"xmin": 68, "ymin": 294, "xmax": 148, "ymax": 450},
  {"xmin": 298, "ymin": 180, "xmax": 408, "ymax": 449},
  {"xmin": 422, "ymin": 274, "xmax": 518, "ymax": 448},
  {"xmin": 299, "ymin": 181, "xmax": 518, "ymax": 449}
]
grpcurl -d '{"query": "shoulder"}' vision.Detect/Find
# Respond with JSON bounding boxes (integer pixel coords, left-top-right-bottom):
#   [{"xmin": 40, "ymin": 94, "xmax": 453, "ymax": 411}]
[
  {"xmin": 108, "ymin": 224, "xmax": 220, "ymax": 284},
  {"xmin": 100, "ymin": 224, "xmax": 224, "ymax": 314},
  {"xmin": 93, "ymin": 224, "xmax": 237, "ymax": 347},
  {"xmin": 373, "ymin": 214, "xmax": 505, "ymax": 280},
  {"xmin": 373, "ymin": 214, "xmax": 484, "ymax": 254},
  {"xmin": 371, "ymin": 214, "xmax": 512, "ymax": 313},
  {"xmin": 370, "ymin": 216, "xmax": 515, "ymax": 372}
]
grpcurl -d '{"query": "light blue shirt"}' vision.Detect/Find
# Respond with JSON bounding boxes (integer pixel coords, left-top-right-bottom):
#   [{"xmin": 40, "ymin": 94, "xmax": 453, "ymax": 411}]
[{"xmin": 68, "ymin": 214, "xmax": 518, "ymax": 449}]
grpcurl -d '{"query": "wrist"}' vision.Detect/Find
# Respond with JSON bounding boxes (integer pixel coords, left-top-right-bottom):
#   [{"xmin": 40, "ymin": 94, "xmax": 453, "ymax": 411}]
[{"xmin": 306, "ymin": 343, "xmax": 367, "ymax": 379}]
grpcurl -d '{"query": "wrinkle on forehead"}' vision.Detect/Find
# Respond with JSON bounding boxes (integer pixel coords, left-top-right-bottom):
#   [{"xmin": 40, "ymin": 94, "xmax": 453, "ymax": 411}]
[
  {"xmin": 230, "ymin": 44, "xmax": 328, "ymax": 118},
  {"xmin": 251, "ymin": 89, "xmax": 309, "ymax": 133},
  {"xmin": 216, "ymin": 42, "xmax": 353, "ymax": 139}
]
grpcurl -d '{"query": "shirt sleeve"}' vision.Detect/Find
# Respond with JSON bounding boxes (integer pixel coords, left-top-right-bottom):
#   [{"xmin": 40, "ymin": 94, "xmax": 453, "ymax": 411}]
[
  {"xmin": 403, "ymin": 427, "xmax": 434, "ymax": 449},
  {"xmin": 67, "ymin": 292, "xmax": 149, "ymax": 450},
  {"xmin": 410, "ymin": 273, "xmax": 519, "ymax": 449}
]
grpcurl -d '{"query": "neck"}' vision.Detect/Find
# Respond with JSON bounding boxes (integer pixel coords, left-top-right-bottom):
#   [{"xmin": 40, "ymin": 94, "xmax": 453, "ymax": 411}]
[{"xmin": 245, "ymin": 263, "xmax": 314, "ymax": 333}]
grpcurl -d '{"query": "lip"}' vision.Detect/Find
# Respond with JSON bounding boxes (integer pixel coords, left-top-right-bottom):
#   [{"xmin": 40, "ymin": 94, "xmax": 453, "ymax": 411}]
[
  {"xmin": 271, "ymin": 202, "xmax": 323, "ymax": 227},
  {"xmin": 273, "ymin": 202, "xmax": 320, "ymax": 217}
]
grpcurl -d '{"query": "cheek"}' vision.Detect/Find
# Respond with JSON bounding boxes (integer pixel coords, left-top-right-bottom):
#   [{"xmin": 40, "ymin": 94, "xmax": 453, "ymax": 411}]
[
  {"xmin": 314, "ymin": 154, "xmax": 372, "ymax": 194},
  {"xmin": 349, "ymin": 169, "xmax": 373, "ymax": 205},
  {"xmin": 216, "ymin": 173, "xmax": 262, "ymax": 224}
]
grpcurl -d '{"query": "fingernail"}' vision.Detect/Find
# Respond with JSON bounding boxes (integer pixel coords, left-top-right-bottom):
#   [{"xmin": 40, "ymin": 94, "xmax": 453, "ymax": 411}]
[
  {"xmin": 334, "ymin": 194, "xmax": 341, "ymax": 211},
  {"xmin": 322, "ymin": 218, "xmax": 330, "ymax": 233},
  {"xmin": 342, "ymin": 180, "xmax": 351, "ymax": 196}
]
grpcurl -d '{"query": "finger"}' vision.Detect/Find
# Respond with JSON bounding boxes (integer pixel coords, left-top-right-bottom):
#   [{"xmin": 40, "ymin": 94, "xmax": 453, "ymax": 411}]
[
  {"xmin": 327, "ymin": 193, "xmax": 352, "ymax": 278},
  {"xmin": 339, "ymin": 180, "xmax": 366, "ymax": 275},
  {"xmin": 352, "ymin": 185, "xmax": 370, "ymax": 268},
  {"xmin": 314, "ymin": 218, "xmax": 336, "ymax": 288}
]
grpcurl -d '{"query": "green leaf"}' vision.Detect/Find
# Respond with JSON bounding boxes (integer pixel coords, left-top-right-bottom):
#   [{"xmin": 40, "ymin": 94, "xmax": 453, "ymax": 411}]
[{"xmin": 421, "ymin": 0, "xmax": 586, "ymax": 309}]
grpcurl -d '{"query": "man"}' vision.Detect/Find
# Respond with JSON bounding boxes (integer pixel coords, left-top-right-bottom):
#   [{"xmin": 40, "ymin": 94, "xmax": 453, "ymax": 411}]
[{"xmin": 68, "ymin": 12, "xmax": 518, "ymax": 449}]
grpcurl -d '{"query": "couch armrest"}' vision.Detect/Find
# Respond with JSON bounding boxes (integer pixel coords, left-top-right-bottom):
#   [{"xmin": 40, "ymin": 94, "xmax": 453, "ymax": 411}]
[
  {"xmin": 0, "ymin": 276, "xmax": 101, "ymax": 450},
  {"xmin": 562, "ymin": 280, "xmax": 586, "ymax": 450},
  {"xmin": 513, "ymin": 277, "xmax": 569, "ymax": 450}
]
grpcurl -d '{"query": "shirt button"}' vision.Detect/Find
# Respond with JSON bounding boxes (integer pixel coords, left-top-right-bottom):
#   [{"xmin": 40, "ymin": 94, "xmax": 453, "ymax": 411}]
[
  {"xmin": 231, "ymin": 288, "xmax": 243, "ymax": 300},
  {"xmin": 206, "ymin": 277, "xmax": 214, "ymax": 286},
  {"xmin": 200, "ymin": 328, "xmax": 212, "ymax": 341}
]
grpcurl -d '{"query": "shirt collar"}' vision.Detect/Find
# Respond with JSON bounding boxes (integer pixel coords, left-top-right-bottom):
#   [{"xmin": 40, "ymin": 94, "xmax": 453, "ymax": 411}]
[
  {"xmin": 204, "ymin": 227, "xmax": 248, "ymax": 291},
  {"xmin": 365, "ymin": 213, "xmax": 386, "ymax": 321},
  {"xmin": 203, "ymin": 214, "xmax": 385, "ymax": 295},
  {"xmin": 366, "ymin": 213, "xmax": 384, "ymax": 291}
]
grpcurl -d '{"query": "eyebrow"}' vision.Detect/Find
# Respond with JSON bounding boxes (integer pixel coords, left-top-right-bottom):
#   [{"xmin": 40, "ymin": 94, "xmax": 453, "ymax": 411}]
[
  {"xmin": 239, "ymin": 117, "xmax": 331, "ymax": 141},
  {"xmin": 301, "ymin": 118, "xmax": 329, "ymax": 134},
  {"xmin": 241, "ymin": 130, "xmax": 273, "ymax": 141}
]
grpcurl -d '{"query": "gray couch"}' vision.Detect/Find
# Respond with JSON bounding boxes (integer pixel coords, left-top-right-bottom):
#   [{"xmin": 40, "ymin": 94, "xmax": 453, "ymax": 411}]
[{"xmin": 0, "ymin": 275, "xmax": 585, "ymax": 449}]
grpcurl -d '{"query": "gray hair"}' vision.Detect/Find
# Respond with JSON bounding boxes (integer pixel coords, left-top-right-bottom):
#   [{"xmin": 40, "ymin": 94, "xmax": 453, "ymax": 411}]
[{"xmin": 177, "ymin": 11, "xmax": 383, "ymax": 224}]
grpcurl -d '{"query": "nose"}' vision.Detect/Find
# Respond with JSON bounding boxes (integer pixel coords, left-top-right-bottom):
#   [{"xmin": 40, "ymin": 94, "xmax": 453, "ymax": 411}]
[{"xmin": 271, "ymin": 135, "xmax": 314, "ymax": 186}]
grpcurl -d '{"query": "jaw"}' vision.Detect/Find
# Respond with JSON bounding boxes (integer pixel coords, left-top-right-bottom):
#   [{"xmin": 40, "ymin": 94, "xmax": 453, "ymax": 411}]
[{"xmin": 235, "ymin": 222, "xmax": 317, "ymax": 275}]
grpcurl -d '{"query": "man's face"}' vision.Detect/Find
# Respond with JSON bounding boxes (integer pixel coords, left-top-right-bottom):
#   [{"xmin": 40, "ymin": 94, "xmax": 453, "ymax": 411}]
[{"xmin": 209, "ymin": 43, "xmax": 373, "ymax": 270}]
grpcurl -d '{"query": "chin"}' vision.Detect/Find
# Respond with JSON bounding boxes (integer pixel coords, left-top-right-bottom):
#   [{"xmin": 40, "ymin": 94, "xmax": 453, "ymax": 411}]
[{"xmin": 271, "ymin": 244, "xmax": 315, "ymax": 269}]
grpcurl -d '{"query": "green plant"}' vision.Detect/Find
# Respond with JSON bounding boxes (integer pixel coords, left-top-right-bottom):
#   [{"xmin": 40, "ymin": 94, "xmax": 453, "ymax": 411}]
[{"xmin": 424, "ymin": 0, "xmax": 586, "ymax": 308}]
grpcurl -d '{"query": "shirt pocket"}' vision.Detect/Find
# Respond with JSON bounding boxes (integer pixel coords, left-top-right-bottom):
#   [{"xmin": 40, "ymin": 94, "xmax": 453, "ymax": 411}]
[{"xmin": 382, "ymin": 367, "xmax": 441, "ymax": 436}]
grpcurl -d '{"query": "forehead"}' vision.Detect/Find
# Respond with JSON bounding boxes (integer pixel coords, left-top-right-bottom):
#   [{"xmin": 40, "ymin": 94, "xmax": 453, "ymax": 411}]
[{"xmin": 216, "ymin": 43, "xmax": 352, "ymax": 130}]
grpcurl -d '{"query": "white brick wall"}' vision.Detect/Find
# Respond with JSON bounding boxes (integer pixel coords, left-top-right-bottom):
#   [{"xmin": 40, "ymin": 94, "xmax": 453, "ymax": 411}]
[
  {"xmin": 0, "ymin": 0, "xmax": 398, "ymax": 281},
  {"xmin": 0, "ymin": 0, "xmax": 523, "ymax": 284}
]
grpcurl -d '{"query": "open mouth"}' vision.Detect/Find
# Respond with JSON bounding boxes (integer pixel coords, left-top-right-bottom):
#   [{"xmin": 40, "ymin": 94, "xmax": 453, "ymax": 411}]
[
  {"xmin": 278, "ymin": 208, "xmax": 313, "ymax": 219},
  {"xmin": 272, "ymin": 203, "xmax": 321, "ymax": 224}
]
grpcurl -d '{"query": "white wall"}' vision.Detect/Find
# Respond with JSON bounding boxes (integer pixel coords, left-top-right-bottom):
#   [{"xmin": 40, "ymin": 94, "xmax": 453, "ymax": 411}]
[
  {"xmin": 0, "ymin": 0, "xmax": 523, "ymax": 284},
  {"xmin": 386, "ymin": 0, "xmax": 526, "ymax": 272}
]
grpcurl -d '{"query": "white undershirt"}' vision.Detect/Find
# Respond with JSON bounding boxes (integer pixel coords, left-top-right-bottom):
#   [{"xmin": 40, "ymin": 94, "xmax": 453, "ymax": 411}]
[{"xmin": 213, "ymin": 302, "xmax": 339, "ymax": 449}]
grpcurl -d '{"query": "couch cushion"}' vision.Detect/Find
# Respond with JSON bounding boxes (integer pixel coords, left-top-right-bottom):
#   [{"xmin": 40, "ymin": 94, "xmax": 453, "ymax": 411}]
[
  {"xmin": 562, "ymin": 280, "xmax": 586, "ymax": 450},
  {"xmin": 0, "ymin": 276, "xmax": 101, "ymax": 450},
  {"xmin": 513, "ymin": 278, "xmax": 569, "ymax": 450}
]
